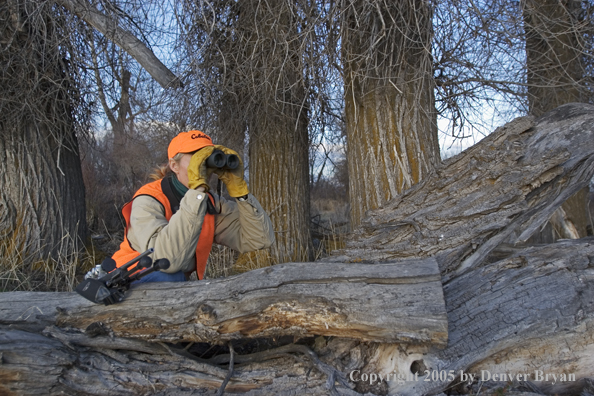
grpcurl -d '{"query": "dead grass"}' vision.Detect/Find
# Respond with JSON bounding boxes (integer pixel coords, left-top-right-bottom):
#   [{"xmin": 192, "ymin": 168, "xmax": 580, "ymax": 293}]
[{"xmin": 0, "ymin": 232, "xmax": 97, "ymax": 292}]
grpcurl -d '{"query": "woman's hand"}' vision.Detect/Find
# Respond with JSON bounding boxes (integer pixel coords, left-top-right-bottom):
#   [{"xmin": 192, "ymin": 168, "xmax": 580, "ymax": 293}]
[
  {"xmin": 187, "ymin": 146, "xmax": 216, "ymax": 190},
  {"xmin": 212, "ymin": 145, "xmax": 249, "ymax": 197}
]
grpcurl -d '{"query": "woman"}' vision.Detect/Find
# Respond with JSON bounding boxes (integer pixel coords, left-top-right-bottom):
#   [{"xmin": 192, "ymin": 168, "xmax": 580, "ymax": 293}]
[{"xmin": 111, "ymin": 130, "xmax": 274, "ymax": 282}]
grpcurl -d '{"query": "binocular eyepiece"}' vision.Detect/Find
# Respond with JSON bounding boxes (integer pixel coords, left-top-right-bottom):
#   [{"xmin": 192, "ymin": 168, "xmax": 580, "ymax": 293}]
[{"xmin": 206, "ymin": 149, "xmax": 240, "ymax": 170}]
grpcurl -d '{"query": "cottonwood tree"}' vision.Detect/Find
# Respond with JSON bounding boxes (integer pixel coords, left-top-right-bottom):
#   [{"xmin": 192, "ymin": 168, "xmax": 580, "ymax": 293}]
[
  {"xmin": 522, "ymin": 0, "xmax": 592, "ymax": 238},
  {"xmin": 0, "ymin": 1, "xmax": 88, "ymax": 273},
  {"xmin": 341, "ymin": 0, "xmax": 441, "ymax": 228},
  {"xmin": 178, "ymin": 0, "xmax": 339, "ymax": 263},
  {"xmin": 0, "ymin": 0, "xmax": 180, "ymax": 290},
  {"xmin": 431, "ymin": 0, "xmax": 593, "ymax": 240},
  {"xmin": 523, "ymin": 0, "xmax": 588, "ymax": 117}
]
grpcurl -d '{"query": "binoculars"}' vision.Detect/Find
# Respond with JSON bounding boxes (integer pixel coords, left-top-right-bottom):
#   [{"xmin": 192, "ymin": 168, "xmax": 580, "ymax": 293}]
[{"xmin": 206, "ymin": 149, "xmax": 239, "ymax": 170}]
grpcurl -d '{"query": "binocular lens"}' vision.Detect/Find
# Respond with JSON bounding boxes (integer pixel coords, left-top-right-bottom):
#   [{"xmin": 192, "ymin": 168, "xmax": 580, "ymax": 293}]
[
  {"xmin": 206, "ymin": 150, "xmax": 227, "ymax": 168},
  {"xmin": 225, "ymin": 154, "xmax": 240, "ymax": 170},
  {"xmin": 206, "ymin": 149, "xmax": 240, "ymax": 170}
]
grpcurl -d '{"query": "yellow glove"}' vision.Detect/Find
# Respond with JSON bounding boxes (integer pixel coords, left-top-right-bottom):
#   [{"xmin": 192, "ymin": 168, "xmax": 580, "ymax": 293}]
[
  {"xmin": 187, "ymin": 146, "xmax": 215, "ymax": 190},
  {"xmin": 213, "ymin": 145, "xmax": 249, "ymax": 197}
]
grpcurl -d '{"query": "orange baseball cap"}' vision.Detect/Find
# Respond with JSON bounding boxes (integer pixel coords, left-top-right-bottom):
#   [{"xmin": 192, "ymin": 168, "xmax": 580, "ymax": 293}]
[{"xmin": 168, "ymin": 130, "xmax": 214, "ymax": 159}]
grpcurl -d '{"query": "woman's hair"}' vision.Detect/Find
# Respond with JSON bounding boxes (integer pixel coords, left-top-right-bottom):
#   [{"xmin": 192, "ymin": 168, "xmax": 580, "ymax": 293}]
[{"xmin": 149, "ymin": 152, "xmax": 184, "ymax": 181}]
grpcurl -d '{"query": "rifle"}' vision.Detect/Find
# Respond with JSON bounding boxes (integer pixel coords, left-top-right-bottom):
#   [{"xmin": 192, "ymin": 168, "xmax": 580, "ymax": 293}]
[{"xmin": 75, "ymin": 248, "xmax": 170, "ymax": 305}]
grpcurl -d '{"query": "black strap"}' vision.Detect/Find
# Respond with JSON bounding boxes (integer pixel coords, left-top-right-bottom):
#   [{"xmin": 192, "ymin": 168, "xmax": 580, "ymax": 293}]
[
  {"xmin": 206, "ymin": 189, "xmax": 221, "ymax": 215},
  {"xmin": 161, "ymin": 175, "xmax": 181, "ymax": 215},
  {"xmin": 163, "ymin": 174, "xmax": 220, "ymax": 215}
]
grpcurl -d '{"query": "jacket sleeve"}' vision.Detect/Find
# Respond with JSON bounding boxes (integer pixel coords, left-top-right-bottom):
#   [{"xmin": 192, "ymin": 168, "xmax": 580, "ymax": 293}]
[
  {"xmin": 126, "ymin": 189, "xmax": 208, "ymax": 273},
  {"xmin": 213, "ymin": 193, "xmax": 275, "ymax": 253}
]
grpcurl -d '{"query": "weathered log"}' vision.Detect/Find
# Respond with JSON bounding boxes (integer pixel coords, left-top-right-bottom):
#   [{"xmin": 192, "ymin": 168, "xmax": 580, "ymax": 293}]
[
  {"xmin": 54, "ymin": 0, "xmax": 181, "ymax": 89},
  {"xmin": 1, "ymin": 259, "xmax": 447, "ymax": 346},
  {"xmin": 0, "ymin": 326, "xmax": 347, "ymax": 396},
  {"xmin": 330, "ymin": 103, "xmax": 594, "ymax": 281},
  {"xmin": 325, "ymin": 103, "xmax": 594, "ymax": 395},
  {"xmin": 0, "ymin": 259, "xmax": 446, "ymax": 395},
  {"xmin": 342, "ymin": 238, "xmax": 594, "ymax": 395}
]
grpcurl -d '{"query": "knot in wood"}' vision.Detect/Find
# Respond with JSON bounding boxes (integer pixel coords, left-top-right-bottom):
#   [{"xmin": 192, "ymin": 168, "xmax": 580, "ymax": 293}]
[
  {"xmin": 197, "ymin": 304, "xmax": 217, "ymax": 322},
  {"xmin": 85, "ymin": 321, "xmax": 109, "ymax": 337}
]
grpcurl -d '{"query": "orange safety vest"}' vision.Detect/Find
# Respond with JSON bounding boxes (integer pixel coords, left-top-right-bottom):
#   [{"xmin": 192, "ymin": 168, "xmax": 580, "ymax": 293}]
[{"xmin": 111, "ymin": 178, "xmax": 215, "ymax": 280}]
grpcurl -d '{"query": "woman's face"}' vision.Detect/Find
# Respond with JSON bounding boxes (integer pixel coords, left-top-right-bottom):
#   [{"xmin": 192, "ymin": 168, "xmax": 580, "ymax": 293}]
[{"xmin": 169, "ymin": 153, "xmax": 193, "ymax": 188}]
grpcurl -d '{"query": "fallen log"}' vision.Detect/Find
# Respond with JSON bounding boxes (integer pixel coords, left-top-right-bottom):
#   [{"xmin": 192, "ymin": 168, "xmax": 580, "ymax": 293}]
[
  {"xmin": 330, "ymin": 103, "xmax": 594, "ymax": 281},
  {"xmin": 325, "ymin": 103, "xmax": 594, "ymax": 395},
  {"xmin": 0, "ymin": 326, "xmax": 340, "ymax": 395},
  {"xmin": 348, "ymin": 238, "xmax": 594, "ymax": 396},
  {"xmin": 1, "ymin": 259, "xmax": 447, "ymax": 346},
  {"xmin": 0, "ymin": 259, "xmax": 446, "ymax": 395}
]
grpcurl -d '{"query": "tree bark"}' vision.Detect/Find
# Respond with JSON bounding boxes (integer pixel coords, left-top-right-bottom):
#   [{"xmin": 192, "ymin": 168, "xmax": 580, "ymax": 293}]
[
  {"xmin": 331, "ymin": 104, "xmax": 594, "ymax": 281},
  {"xmin": 0, "ymin": 1, "xmax": 87, "ymax": 270},
  {"xmin": 342, "ymin": 0, "xmax": 441, "ymax": 228},
  {"xmin": 232, "ymin": 0, "xmax": 313, "ymax": 264},
  {"xmin": 1, "ymin": 259, "xmax": 447, "ymax": 346},
  {"xmin": 340, "ymin": 238, "xmax": 594, "ymax": 396},
  {"xmin": 522, "ymin": 0, "xmax": 586, "ymax": 117},
  {"xmin": 522, "ymin": 0, "xmax": 591, "ymax": 244},
  {"xmin": 249, "ymin": 112, "xmax": 312, "ymax": 264},
  {"xmin": 0, "ymin": 259, "xmax": 446, "ymax": 395},
  {"xmin": 326, "ymin": 102, "xmax": 594, "ymax": 395}
]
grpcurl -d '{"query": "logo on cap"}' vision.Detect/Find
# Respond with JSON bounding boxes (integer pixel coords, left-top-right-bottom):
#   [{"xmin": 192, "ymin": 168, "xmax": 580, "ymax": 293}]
[{"xmin": 191, "ymin": 133, "xmax": 210, "ymax": 140}]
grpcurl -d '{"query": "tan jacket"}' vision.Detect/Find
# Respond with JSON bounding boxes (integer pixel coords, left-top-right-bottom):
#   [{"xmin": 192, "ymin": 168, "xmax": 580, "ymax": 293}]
[{"xmin": 126, "ymin": 189, "xmax": 274, "ymax": 273}]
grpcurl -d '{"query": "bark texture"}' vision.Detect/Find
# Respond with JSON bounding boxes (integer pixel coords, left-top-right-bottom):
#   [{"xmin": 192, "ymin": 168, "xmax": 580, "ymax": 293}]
[
  {"xmin": 522, "ymin": 0, "xmax": 591, "ymax": 244},
  {"xmin": 0, "ymin": 0, "xmax": 87, "ymax": 262},
  {"xmin": 181, "ymin": 0, "xmax": 313, "ymax": 265},
  {"xmin": 249, "ymin": 114, "xmax": 311, "ymax": 263},
  {"xmin": 375, "ymin": 238, "xmax": 594, "ymax": 396},
  {"xmin": 1, "ymin": 259, "xmax": 447, "ymax": 346},
  {"xmin": 325, "ymin": 102, "xmax": 594, "ymax": 395},
  {"xmin": 331, "ymin": 104, "xmax": 594, "ymax": 282},
  {"xmin": 522, "ymin": 0, "xmax": 586, "ymax": 117},
  {"xmin": 240, "ymin": 1, "xmax": 312, "ymax": 263},
  {"xmin": 0, "ymin": 260, "xmax": 446, "ymax": 395},
  {"xmin": 0, "ymin": 125, "xmax": 86, "ymax": 260},
  {"xmin": 342, "ymin": 0, "xmax": 441, "ymax": 228}
]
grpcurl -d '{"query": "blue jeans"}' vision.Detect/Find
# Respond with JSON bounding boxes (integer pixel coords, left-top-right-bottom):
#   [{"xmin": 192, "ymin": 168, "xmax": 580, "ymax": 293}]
[{"xmin": 134, "ymin": 270, "xmax": 186, "ymax": 283}]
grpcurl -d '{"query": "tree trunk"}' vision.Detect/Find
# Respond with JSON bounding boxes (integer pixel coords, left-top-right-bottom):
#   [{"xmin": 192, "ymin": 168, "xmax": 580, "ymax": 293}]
[
  {"xmin": 522, "ymin": 0, "xmax": 590, "ymax": 244},
  {"xmin": 0, "ymin": 259, "xmax": 446, "ymax": 395},
  {"xmin": 522, "ymin": 0, "xmax": 586, "ymax": 117},
  {"xmin": 182, "ymin": 0, "xmax": 313, "ymax": 265},
  {"xmin": 238, "ymin": 1, "xmax": 312, "ymax": 264},
  {"xmin": 327, "ymin": 102, "xmax": 594, "ymax": 394},
  {"xmin": 0, "ymin": 1, "xmax": 87, "ymax": 271},
  {"xmin": 0, "ymin": 125, "xmax": 86, "ymax": 259},
  {"xmin": 1, "ymin": 259, "xmax": 447, "ymax": 345},
  {"xmin": 249, "ymin": 112, "xmax": 311, "ymax": 264},
  {"xmin": 342, "ymin": 0, "xmax": 441, "ymax": 228},
  {"xmin": 352, "ymin": 238, "xmax": 594, "ymax": 396},
  {"xmin": 332, "ymin": 104, "xmax": 594, "ymax": 280},
  {"xmin": 2, "ymin": 104, "xmax": 594, "ymax": 395}
]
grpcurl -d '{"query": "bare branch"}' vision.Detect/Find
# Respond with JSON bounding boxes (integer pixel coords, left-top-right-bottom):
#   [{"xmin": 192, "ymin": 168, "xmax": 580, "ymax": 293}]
[{"xmin": 54, "ymin": 0, "xmax": 181, "ymax": 89}]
